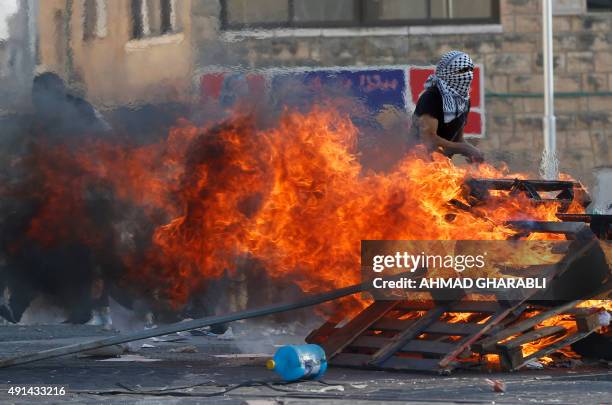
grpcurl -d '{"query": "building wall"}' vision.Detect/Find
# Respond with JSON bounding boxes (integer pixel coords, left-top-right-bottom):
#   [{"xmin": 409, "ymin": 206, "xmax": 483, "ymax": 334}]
[
  {"xmin": 0, "ymin": 0, "xmax": 38, "ymax": 110},
  {"xmin": 37, "ymin": 0, "xmax": 193, "ymax": 106},
  {"xmin": 192, "ymin": 0, "xmax": 612, "ymax": 189}
]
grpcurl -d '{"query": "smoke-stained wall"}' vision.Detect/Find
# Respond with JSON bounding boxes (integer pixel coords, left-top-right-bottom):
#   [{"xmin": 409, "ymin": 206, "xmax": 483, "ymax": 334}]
[
  {"xmin": 37, "ymin": 0, "xmax": 194, "ymax": 106},
  {"xmin": 191, "ymin": 0, "xmax": 612, "ymax": 189}
]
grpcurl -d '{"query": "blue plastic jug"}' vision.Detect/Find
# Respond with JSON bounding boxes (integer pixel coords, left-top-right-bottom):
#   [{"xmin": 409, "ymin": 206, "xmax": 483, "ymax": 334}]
[{"xmin": 266, "ymin": 344, "xmax": 328, "ymax": 381}]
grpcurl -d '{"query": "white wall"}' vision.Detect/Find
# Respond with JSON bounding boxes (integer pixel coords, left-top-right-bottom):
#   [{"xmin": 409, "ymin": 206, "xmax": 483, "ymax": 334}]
[{"xmin": 591, "ymin": 167, "xmax": 612, "ymax": 214}]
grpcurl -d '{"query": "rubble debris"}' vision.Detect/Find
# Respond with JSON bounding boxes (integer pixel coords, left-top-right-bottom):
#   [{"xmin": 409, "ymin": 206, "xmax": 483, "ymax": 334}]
[
  {"xmin": 598, "ymin": 311, "xmax": 610, "ymax": 327},
  {"xmin": 169, "ymin": 345, "xmax": 198, "ymax": 353},
  {"xmin": 213, "ymin": 354, "xmax": 269, "ymax": 358},
  {"xmin": 217, "ymin": 326, "xmax": 235, "ymax": 341},
  {"xmin": 188, "ymin": 328, "xmax": 217, "ymax": 337},
  {"xmin": 555, "ymin": 358, "xmax": 583, "ymax": 369},
  {"xmin": 78, "ymin": 344, "xmax": 124, "ymax": 358},
  {"xmin": 86, "ymin": 306, "xmax": 113, "ymax": 331},
  {"xmin": 524, "ymin": 360, "xmax": 544, "ymax": 369},
  {"xmin": 151, "ymin": 334, "xmax": 189, "ymax": 343},
  {"xmin": 484, "ymin": 378, "xmax": 506, "ymax": 393},
  {"xmin": 311, "ymin": 385, "xmax": 344, "ymax": 393},
  {"xmin": 97, "ymin": 354, "xmax": 160, "ymax": 362}
]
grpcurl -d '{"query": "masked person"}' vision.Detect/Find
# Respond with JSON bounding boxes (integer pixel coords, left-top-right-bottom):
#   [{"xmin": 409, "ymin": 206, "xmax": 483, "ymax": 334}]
[
  {"xmin": 31, "ymin": 72, "xmax": 112, "ymax": 139},
  {"xmin": 0, "ymin": 72, "xmax": 115, "ymax": 325},
  {"xmin": 410, "ymin": 51, "xmax": 484, "ymax": 162}
]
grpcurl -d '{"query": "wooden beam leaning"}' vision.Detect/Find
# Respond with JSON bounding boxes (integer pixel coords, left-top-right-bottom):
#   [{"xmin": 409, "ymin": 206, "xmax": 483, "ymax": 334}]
[
  {"xmin": 323, "ymin": 300, "xmax": 398, "ymax": 360},
  {"xmin": 472, "ymin": 300, "xmax": 581, "ymax": 353},
  {"xmin": 508, "ymin": 331, "xmax": 595, "ymax": 371}
]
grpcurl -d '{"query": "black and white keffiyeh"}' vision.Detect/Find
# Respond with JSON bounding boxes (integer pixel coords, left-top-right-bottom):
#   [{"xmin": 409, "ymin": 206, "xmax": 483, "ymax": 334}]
[{"xmin": 424, "ymin": 50, "xmax": 474, "ymax": 123}]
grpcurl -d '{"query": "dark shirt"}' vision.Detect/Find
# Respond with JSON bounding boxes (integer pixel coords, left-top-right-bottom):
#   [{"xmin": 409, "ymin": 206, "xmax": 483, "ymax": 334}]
[
  {"xmin": 31, "ymin": 94, "xmax": 111, "ymax": 140},
  {"xmin": 412, "ymin": 86, "xmax": 470, "ymax": 142}
]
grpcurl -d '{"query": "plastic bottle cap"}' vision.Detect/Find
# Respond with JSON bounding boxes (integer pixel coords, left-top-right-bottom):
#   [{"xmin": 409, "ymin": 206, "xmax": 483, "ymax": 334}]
[{"xmin": 266, "ymin": 359, "xmax": 275, "ymax": 370}]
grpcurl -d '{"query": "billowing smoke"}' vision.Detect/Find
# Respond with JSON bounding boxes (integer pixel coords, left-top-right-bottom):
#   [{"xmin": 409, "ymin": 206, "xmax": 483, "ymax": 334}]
[{"xmin": 0, "ymin": 70, "xmax": 404, "ymax": 326}]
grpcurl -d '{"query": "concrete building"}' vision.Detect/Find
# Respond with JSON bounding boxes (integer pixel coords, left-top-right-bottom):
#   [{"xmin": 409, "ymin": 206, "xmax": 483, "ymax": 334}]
[
  {"xmin": 0, "ymin": 0, "xmax": 38, "ymax": 110},
  {"xmin": 8, "ymin": 0, "xmax": 612, "ymax": 192},
  {"xmin": 191, "ymin": 0, "xmax": 612, "ymax": 190},
  {"xmin": 36, "ymin": 0, "xmax": 194, "ymax": 105}
]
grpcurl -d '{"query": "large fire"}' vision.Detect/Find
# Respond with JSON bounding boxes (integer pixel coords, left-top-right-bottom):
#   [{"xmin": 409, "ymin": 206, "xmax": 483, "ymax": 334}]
[
  {"xmin": 7, "ymin": 105, "xmax": 610, "ymax": 367},
  {"xmin": 15, "ymin": 107, "xmax": 586, "ymax": 309}
]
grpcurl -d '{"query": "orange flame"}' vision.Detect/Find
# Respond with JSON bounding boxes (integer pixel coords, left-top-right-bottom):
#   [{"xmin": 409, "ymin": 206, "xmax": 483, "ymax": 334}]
[{"xmin": 18, "ymin": 108, "xmax": 583, "ymax": 308}]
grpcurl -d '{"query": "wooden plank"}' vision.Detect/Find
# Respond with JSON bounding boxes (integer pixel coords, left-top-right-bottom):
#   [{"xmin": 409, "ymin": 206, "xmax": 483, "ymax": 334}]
[
  {"xmin": 331, "ymin": 353, "xmax": 372, "ymax": 367},
  {"xmin": 395, "ymin": 301, "xmax": 434, "ymax": 311},
  {"xmin": 497, "ymin": 325, "xmax": 566, "ymax": 350},
  {"xmin": 474, "ymin": 300, "xmax": 581, "ymax": 353},
  {"xmin": 380, "ymin": 356, "xmax": 443, "ymax": 372},
  {"xmin": 552, "ymin": 240, "xmax": 599, "ymax": 277},
  {"xmin": 450, "ymin": 301, "xmax": 501, "ymax": 313},
  {"xmin": 401, "ymin": 340, "xmax": 457, "ymax": 355},
  {"xmin": 499, "ymin": 347, "xmax": 524, "ymax": 371},
  {"xmin": 352, "ymin": 336, "xmax": 458, "ymax": 356},
  {"xmin": 397, "ymin": 300, "xmax": 500, "ymax": 313},
  {"xmin": 469, "ymin": 178, "xmax": 578, "ymax": 192},
  {"xmin": 322, "ymin": 300, "xmax": 398, "ymax": 359},
  {"xmin": 304, "ymin": 320, "xmax": 337, "ymax": 345},
  {"xmin": 424, "ymin": 321, "xmax": 482, "ymax": 336},
  {"xmin": 372, "ymin": 317, "xmax": 416, "ymax": 331},
  {"xmin": 369, "ymin": 306, "xmax": 447, "ymax": 367},
  {"xmin": 563, "ymin": 307, "xmax": 598, "ymax": 316},
  {"xmin": 510, "ymin": 331, "xmax": 596, "ymax": 371},
  {"xmin": 335, "ymin": 353, "xmax": 445, "ymax": 372},
  {"xmin": 506, "ymin": 221, "xmax": 588, "ymax": 235},
  {"xmin": 438, "ymin": 305, "xmax": 523, "ymax": 368},
  {"xmin": 575, "ymin": 311, "xmax": 604, "ymax": 333},
  {"xmin": 351, "ymin": 335, "xmax": 389, "ymax": 349}
]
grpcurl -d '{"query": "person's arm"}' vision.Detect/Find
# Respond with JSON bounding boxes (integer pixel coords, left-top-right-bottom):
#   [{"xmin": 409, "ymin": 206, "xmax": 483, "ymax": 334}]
[
  {"xmin": 454, "ymin": 127, "xmax": 484, "ymax": 163},
  {"xmin": 417, "ymin": 114, "xmax": 483, "ymax": 162}
]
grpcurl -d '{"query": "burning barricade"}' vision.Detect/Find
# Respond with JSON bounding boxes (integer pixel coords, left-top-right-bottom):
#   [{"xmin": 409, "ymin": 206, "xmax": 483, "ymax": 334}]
[{"xmin": 0, "ymin": 106, "xmax": 609, "ymax": 372}]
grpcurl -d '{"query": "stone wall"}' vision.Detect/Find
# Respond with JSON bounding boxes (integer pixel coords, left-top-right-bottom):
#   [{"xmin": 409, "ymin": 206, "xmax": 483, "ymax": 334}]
[{"xmin": 191, "ymin": 0, "xmax": 612, "ymax": 189}]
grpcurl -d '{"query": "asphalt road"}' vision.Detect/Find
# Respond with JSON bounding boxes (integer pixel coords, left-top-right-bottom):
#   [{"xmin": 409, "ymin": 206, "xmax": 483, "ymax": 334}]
[{"xmin": 0, "ymin": 324, "xmax": 609, "ymax": 404}]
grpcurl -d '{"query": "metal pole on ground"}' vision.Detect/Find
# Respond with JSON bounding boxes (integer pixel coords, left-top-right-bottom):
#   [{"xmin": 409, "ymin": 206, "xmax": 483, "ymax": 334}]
[{"xmin": 0, "ymin": 278, "xmax": 373, "ymax": 369}]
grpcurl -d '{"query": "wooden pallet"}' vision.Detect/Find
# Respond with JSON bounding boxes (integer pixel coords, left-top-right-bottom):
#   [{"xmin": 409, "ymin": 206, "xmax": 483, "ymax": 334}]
[
  {"xmin": 305, "ymin": 240, "xmax": 605, "ymax": 373},
  {"xmin": 472, "ymin": 300, "xmax": 604, "ymax": 370},
  {"xmin": 465, "ymin": 178, "xmax": 591, "ymax": 211},
  {"xmin": 306, "ymin": 296, "xmax": 526, "ymax": 373}
]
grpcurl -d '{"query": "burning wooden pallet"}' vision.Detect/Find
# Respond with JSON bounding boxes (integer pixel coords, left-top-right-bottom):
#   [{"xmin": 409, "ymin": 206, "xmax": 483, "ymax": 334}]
[
  {"xmin": 308, "ymin": 297, "xmax": 608, "ymax": 373},
  {"xmin": 472, "ymin": 300, "xmax": 606, "ymax": 370},
  {"xmin": 464, "ymin": 178, "xmax": 591, "ymax": 211},
  {"xmin": 306, "ymin": 296, "xmax": 526, "ymax": 373},
  {"xmin": 307, "ymin": 227, "xmax": 609, "ymax": 373}
]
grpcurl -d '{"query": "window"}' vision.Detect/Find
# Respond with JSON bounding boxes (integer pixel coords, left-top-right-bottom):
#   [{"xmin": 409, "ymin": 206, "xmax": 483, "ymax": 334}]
[
  {"xmin": 587, "ymin": 0, "xmax": 612, "ymax": 11},
  {"xmin": 294, "ymin": 0, "xmax": 357, "ymax": 24},
  {"xmin": 221, "ymin": 0, "xmax": 499, "ymax": 29},
  {"xmin": 131, "ymin": 0, "xmax": 179, "ymax": 39},
  {"xmin": 83, "ymin": 0, "xmax": 107, "ymax": 40}
]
